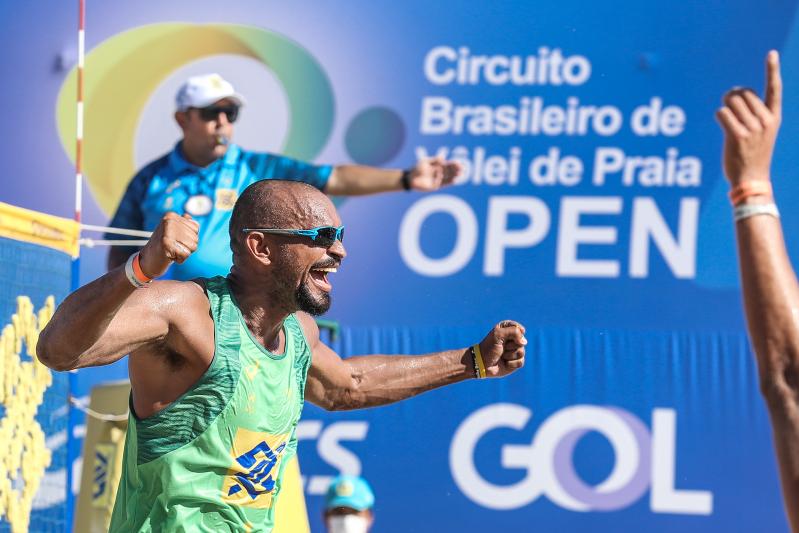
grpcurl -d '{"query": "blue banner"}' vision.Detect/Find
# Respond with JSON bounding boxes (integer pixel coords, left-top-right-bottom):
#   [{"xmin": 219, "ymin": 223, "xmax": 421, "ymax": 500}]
[
  {"xmin": 299, "ymin": 327, "xmax": 785, "ymax": 532},
  {"xmin": 3, "ymin": 0, "xmax": 797, "ymax": 332},
  {"xmin": 3, "ymin": 1, "xmax": 799, "ymax": 531}
]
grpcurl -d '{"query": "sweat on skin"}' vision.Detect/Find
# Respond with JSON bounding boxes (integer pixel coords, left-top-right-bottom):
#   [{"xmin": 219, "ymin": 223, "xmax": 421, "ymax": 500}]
[{"xmin": 37, "ymin": 180, "xmax": 527, "ymax": 532}]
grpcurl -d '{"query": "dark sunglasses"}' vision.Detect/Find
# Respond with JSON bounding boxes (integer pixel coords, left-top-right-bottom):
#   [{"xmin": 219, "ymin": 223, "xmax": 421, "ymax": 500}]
[
  {"xmin": 242, "ymin": 225, "xmax": 345, "ymax": 247},
  {"xmin": 195, "ymin": 105, "xmax": 239, "ymax": 123}
]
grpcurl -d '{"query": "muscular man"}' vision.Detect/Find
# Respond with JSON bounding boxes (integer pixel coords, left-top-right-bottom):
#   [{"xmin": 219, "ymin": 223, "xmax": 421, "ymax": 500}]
[
  {"xmin": 716, "ymin": 50, "xmax": 799, "ymax": 530},
  {"xmin": 107, "ymin": 73, "xmax": 461, "ymax": 280},
  {"xmin": 38, "ymin": 180, "xmax": 525, "ymax": 532}
]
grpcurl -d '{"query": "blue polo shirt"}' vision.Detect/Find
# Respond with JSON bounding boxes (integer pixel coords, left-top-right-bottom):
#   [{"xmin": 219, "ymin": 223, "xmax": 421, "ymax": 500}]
[{"xmin": 108, "ymin": 143, "xmax": 332, "ymax": 280}]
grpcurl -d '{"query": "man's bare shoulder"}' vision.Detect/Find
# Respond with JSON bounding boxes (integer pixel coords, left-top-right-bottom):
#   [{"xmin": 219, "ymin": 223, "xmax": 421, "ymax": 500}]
[
  {"xmin": 295, "ymin": 311, "xmax": 321, "ymax": 346},
  {"xmin": 131, "ymin": 278, "xmax": 214, "ymax": 363},
  {"xmin": 141, "ymin": 278, "xmax": 211, "ymax": 318}
]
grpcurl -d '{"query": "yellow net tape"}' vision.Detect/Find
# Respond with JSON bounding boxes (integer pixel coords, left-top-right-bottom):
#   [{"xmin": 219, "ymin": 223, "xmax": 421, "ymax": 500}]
[
  {"xmin": 0, "ymin": 296, "xmax": 55, "ymax": 533},
  {"xmin": 0, "ymin": 202, "xmax": 79, "ymax": 258}
]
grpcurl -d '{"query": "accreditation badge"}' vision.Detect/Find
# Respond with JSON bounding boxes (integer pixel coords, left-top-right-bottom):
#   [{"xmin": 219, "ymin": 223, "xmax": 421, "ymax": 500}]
[
  {"xmin": 215, "ymin": 188, "xmax": 239, "ymax": 211},
  {"xmin": 184, "ymin": 194, "xmax": 213, "ymax": 217}
]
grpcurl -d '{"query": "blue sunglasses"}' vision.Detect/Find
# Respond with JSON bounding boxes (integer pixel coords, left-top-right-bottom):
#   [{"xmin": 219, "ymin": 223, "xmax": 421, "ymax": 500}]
[{"xmin": 242, "ymin": 225, "xmax": 345, "ymax": 247}]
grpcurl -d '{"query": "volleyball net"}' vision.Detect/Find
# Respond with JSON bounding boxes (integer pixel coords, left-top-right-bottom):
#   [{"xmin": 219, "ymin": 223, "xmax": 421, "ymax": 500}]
[{"xmin": 0, "ymin": 203, "xmax": 77, "ymax": 533}]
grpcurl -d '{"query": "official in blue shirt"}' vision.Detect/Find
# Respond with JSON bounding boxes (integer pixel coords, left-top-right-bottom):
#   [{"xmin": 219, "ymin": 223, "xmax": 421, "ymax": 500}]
[{"xmin": 107, "ymin": 73, "xmax": 461, "ymax": 279}]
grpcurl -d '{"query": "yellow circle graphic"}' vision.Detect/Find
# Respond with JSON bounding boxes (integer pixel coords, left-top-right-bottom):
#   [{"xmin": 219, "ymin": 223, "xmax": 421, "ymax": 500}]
[{"xmin": 56, "ymin": 23, "xmax": 335, "ymax": 216}]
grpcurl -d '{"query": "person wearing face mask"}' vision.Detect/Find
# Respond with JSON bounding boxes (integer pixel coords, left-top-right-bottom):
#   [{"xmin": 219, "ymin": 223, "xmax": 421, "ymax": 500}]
[
  {"xmin": 105, "ymin": 73, "xmax": 461, "ymax": 280},
  {"xmin": 324, "ymin": 475, "xmax": 375, "ymax": 533}
]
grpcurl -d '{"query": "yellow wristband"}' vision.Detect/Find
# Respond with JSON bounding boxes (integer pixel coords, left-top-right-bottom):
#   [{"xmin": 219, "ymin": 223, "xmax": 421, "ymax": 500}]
[{"xmin": 473, "ymin": 343, "xmax": 487, "ymax": 379}]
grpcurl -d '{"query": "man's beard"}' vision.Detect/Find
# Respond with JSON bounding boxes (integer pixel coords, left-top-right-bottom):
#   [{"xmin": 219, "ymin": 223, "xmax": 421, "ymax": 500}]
[{"xmin": 296, "ymin": 281, "xmax": 331, "ymax": 316}]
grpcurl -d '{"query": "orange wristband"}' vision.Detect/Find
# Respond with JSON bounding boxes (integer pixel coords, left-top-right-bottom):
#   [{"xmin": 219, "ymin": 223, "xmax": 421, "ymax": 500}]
[
  {"xmin": 729, "ymin": 181, "xmax": 773, "ymax": 206},
  {"xmin": 132, "ymin": 253, "xmax": 152, "ymax": 283}
]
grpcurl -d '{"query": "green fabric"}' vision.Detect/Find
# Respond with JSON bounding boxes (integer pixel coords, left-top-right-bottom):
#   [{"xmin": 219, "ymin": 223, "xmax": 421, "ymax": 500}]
[
  {"xmin": 132, "ymin": 295, "xmax": 240, "ymax": 464},
  {"xmin": 109, "ymin": 276, "xmax": 312, "ymax": 532}
]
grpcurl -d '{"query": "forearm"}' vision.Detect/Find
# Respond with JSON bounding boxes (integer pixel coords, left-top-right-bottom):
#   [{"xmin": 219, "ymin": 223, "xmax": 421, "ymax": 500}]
[
  {"xmin": 331, "ymin": 348, "xmax": 473, "ymax": 410},
  {"xmin": 38, "ymin": 266, "xmax": 139, "ymax": 370},
  {"xmin": 107, "ymin": 246, "xmax": 138, "ymax": 271},
  {"xmin": 736, "ymin": 208, "xmax": 799, "ymax": 387},
  {"xmin": 736, "ymin": 204, "xmax": 799, "ymax": 529},
  {"xmin": 324, "ymin": 165, "xmax": 403, "ymax": 196}
]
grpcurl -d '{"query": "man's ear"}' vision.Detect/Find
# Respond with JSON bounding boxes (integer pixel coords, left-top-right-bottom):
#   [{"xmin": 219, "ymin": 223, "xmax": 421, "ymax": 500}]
[
  {"xmin": 174, "ymin": 110, "xmax": 189, "ymax": 130},
  {"xmin": 245, "ymin": 232, "xmax": 272, "ymax": 266}
]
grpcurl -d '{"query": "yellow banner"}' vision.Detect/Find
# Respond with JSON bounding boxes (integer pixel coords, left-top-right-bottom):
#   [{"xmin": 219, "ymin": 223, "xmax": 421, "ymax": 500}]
[
  {"xmin": 0, "ymin": 202, "xmax": 79, "ymax": 257},
  {"xmin": 92, "ymin": 443, "xmax": 117, "ymax": 509},
  {"xmin": 273, "ymin": 456, "xmax": 311, "ymax": 533}
]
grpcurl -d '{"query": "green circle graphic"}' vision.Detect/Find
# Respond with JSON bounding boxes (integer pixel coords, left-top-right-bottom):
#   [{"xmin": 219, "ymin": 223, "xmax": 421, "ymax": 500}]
[{"xmin": 56, "ymin": 23, "xmax": 335, "ymax": 215}]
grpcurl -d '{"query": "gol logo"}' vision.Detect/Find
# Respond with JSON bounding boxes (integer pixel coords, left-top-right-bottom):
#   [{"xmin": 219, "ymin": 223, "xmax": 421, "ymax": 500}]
[{"xmin": 450, "ymin": 403, "xmax": 713, "ymax": 515}]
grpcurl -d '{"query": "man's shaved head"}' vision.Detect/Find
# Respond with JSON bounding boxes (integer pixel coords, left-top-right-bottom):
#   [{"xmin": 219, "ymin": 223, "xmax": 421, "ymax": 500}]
[
  {"xmin": 229, "ymin": 180, "xmax": 332, "ymax": 256},
  {"xmin": 228, "ymin": 179, "xmax": 344, "ymax": 316}
]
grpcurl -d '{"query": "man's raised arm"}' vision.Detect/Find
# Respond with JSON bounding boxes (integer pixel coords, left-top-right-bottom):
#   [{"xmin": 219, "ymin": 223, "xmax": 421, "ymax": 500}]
[
  {"xmin": 300, "ymin": 313, "xmax": 526, "ymax": 411},
  {"xmin": 324, "ymin": 157, "xmax": 462, "ymax": 195},
  {"xmin": 717, "ymin": 50, "xmax": 799, "ymax": 530},
  {"xmin": 37, "ymin": 212, "xmax": 201, "ymax": 371}
]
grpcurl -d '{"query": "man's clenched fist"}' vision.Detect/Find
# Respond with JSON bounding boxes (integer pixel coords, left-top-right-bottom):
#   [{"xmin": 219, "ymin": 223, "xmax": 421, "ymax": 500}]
[
  {"xmin": 477, "ymin": 320, "xmax": 527, "ymax": 378},
  {"xmin": 138, "ymin": 212, "xmax": 199, "ymax": 279}
]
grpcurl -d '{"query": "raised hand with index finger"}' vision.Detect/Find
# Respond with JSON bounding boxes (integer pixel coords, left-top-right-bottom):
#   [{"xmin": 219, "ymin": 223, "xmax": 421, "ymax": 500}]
[{"xmin": 716, "ymin": 50, "xmax": 782, "ymax": 186}]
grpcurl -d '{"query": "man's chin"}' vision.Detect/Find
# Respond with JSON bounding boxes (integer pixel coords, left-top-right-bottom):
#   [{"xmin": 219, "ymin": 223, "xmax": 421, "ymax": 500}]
[
  {"xmin": 300, "ymin": 298, "xmax": 331, "ymax": 316},
  {"xmin": 296, "ymin": 286, "xmax": 331, "ymax": 316}
]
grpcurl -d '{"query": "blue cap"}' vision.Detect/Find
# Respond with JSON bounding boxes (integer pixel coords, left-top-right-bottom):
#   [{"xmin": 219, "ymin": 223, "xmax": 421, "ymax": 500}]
[{"xmin": 325, "ymin": 475, "xmax": 375, "ymax": 511}]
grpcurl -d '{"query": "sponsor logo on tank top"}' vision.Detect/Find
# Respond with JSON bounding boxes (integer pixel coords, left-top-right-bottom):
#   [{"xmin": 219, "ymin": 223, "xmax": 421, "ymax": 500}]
[{"xmin": 222, "ymin": 428, "xmax": 290, "ymax": 509}]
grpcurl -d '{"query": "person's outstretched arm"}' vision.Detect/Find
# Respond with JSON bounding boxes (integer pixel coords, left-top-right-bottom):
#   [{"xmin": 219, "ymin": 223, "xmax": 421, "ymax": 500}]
[
  {"xmin": 38, "ymin": 212, "xmax": 206, "ymax": 371},
  {"xmin": 717, "ymin": 50, "xmax": 799, "ymax": 531},
  {"xmin": 301, "ymin": 313, "xmax": 526, "ymax": 410},
  {"xmin": 324, "ymin": 157, "xmax": 462, "ymax": 195}
]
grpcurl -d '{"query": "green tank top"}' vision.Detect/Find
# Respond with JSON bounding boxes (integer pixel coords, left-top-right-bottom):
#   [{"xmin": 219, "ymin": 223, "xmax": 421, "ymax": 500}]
[{"xmin": 109, "ymin": 276, "xmax": 312, "ymax": 532}]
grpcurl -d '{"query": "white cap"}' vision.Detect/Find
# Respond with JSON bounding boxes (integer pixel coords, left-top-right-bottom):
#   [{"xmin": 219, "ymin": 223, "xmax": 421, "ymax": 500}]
[{"xmin": 175, "ymin": 73, "xmax": 246, "ymax": 111}]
